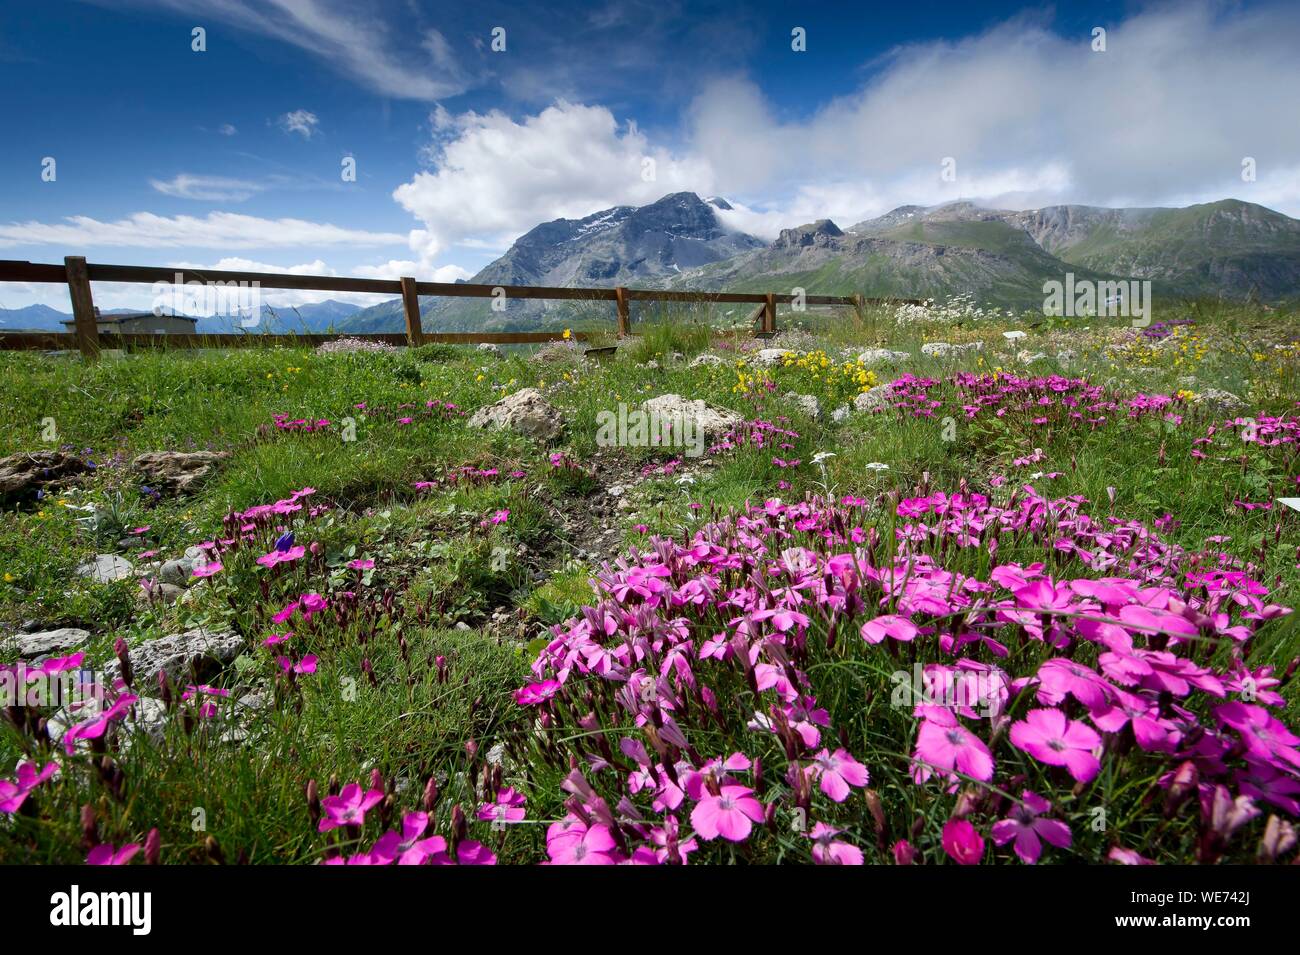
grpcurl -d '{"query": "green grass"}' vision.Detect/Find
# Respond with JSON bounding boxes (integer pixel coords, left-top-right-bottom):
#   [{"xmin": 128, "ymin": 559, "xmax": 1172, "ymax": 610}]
[{"xmin": 1, "ymin": 298, "xmax": 1298, "ymax": 863}]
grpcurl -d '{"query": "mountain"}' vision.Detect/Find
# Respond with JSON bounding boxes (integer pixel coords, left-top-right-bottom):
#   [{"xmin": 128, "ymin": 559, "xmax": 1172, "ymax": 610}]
[
  {"xmin": 678, "ymin": 206, "xmax": 1128, "ymax": 307},
  {"xmin": 998, "ymin": 199, "xmax": 1300, "ymax": 300},
  {"xmin": 680, "ymin": 197, "xmax": 1300, "ymax": 307},
  {"xmin": 218, "ymin": 300, "xmax": 361, "ymax": 335},
  {"xmin": 0, "ymin": 303, "xmax": 71, "ymax": 331},
  {"xmin": 339, "ymin": 192, "xmax": 766, "ymax": 333},
  {"xmin": 0, "ymin": 300, "xmax": 361, "ymax": 334}
]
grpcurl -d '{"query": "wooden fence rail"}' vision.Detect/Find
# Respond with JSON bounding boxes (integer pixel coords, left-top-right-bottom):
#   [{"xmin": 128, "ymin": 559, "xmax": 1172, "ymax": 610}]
[{"xmin": 0, "ymin": 256, "xmax": 914, "ymax": 360}]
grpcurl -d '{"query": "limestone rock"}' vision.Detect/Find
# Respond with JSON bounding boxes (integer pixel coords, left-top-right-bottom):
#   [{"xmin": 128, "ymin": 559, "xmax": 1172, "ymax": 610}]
[
  {"xmin": 689, "ymin": 353, "xmax": 727, "ymax": 368},
  {"xmin": 468, "ymin": 388, "xmax": 564, "ymax": 442},
  {"xmin": 104, "ymin": 628, "xmax": 243, "ymax": 686},
  {"xmin": 788, "ymin": 394, "xmax": 821, "ymax": 419},
  {"xmin": 853, "ymin": 383, "xmax": 895, "ymax": 413},
  {"xmin": 640, "ymin": 394, "xmax": 744, "ymax": 444},
  {"xmin": 0, "ymin": 451, "xmax": 88, "ymax": 501},
  {"xmin": 1193, "ymin": 388, "xmax": 1246, "ymax": 413},
  {"xmin": 921, "ymin": 341, "xmax": 984, "ymax": 358},
  {"xmin": 76, "ymin": 554, "xmax": 134, "ymax": 584},
  {"xmin": 751, "ymin": 348, "xmax": 792, "ymax": 367},
  {"xmin": 133, "ymin": 451, "xmax": 230, "ymax": 495},
  {"xmin": 1, "ymin": 627, "xmax": 91, "ymax": 659},
  {"xmin": 856, "ymin": 348, "xmax": 911, "ymax": 367}
]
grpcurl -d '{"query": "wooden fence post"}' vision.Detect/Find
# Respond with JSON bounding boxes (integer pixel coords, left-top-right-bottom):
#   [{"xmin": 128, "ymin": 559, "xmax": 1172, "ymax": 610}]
[
  {"xmin": 615, "ymin": 286, "xmax": 630, "ymax": 337},
  {"xmin": 400, "ymin": 277, "xmax": 425, "ymax": 347},
  {"xmin": 64, "ymin": 256, "xmax": 99, "ymax": 361},
  {"xmin": 764, "ymin": 292, "xmax": 776, "ymax": 335},
  {"xmin": 853, "ymin": 293, "xmax": 865, "ymax": 324}
]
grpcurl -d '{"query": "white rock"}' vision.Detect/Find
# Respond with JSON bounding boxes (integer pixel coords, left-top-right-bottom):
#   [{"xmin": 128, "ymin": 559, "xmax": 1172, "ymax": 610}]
[
  {"xmin": 76, "ymin": 554, "xmax": 135, "ymax": 584},
  {"xmin": 104, "ymin": 628, "xmax": 243, "ymax": 686},
  {"xmin": 688, "ymin": 353, "xmax": 727, "ymax": 368},
  {"xmin": 751, "ymin": 348, "xmax": 792, "ymax": 367},
  {"xmin": 921, "ymin": 341, "xmax": 984, "ymax": 358},
  {"xmin": 788, "ymin": 393, "xmax": 821, "ymax": 419},
  {"xmin": 1192, "ymin": 388, "xmax": 1246, "ymax": 412},
  {"xmin": 853, "ymin": 383, "xmax": 895, "ymax": 413},
  {"xmin": 640, "ymin": 394, "xmax": 744, "ymax": 443},
  {"xmin": 856, "ymin": 348, "xmax": 911, "ymax": 367},
  {"xmin": 2, "ymin": 627, "xmax": 91, "ymax": 659},
  {"xmin": 468, "ymin": 387, "xmax": 564, "ymax": 442}
]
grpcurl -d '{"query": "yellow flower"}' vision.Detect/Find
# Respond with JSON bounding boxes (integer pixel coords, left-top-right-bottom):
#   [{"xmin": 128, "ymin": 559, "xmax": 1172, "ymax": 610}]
[{"xmin": 562, "ymin": 328, "xmax": 572, "ymax": 340}]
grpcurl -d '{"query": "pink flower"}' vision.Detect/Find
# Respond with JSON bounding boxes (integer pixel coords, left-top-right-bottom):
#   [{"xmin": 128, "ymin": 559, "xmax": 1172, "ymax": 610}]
[
  {"xmin": 1108, "ymin": 846, "xmax": 1155, "ymax": 865},
  {"xmin": 0, "ymin": 761, "xmax": 59, "ymax": 814},
  {"xmin": 477, "ymin": 787, "xmax": 527, "ymax": 825},
  {"xmin": 941, "ymin": 819, "xmax": 984, "ymax": 865},
  {"xmin": 277, "ymin": 655, "xmax": 318, "ymax": 676},
  {"xmin": 514, "ymin": 679, "xmax": 561, "ymax": 706},
  {"xmin": 809, "ymin": 822, "xmax": 864, "ymax": 865},
  {"xmin": 87, "ymin": 842, "xmax": 140, "ymax": 865},
  {"xmin": 369, "ymin": 812, "xmax": 446, "ymax": 865},
  {"xmin": 548, "ymin": 823, "xmax": 620, "ymax": 864},
  {"xmin": 347, "ymin": 558, "xmax": 375, "ymax": 570},
  {"xmin": 913, "ymin": 707, "xmax": 994, "ymax": 783},
  {"xmin": 64, "ymin": 695, "xmax": 138, "ymax": 755},
  {"xmin": 1010, "ymin": 708, "xmax": 1102, "ymax": 782},
  {"xmin": 272, "ymin": 601, "xmax": 299, "ymax": 624},
  {"xmin": 181, "ymin": 684, "xmax": 231, "ymax": 719},
  {"xmin": 449, "ymin": 841, "xmax": 497, "ymax": 865},
  {"xmin": 257, "ymin": 545, "xmax": 306, "ymax": 567},
  {"xmin": 892, "ymin": 839, "xmax": 916, "ymax": 865},
  {"xmin": 691, "ymin": 784, "xmax": 765, "ymax": 842},
  {"xmin": 990, "ymin": 791, "xmax": 1072, "ymax": 864},
  {"xmin": 808, "ymin": 748, "xmax": 870, "ymax": 802},
  {"xmin": 191, "ymin": 561, "xmax": 223, "ymax": 578},
  {"xmin": 860, "ymin": 614, "xmax": 919, "ymax": 644},
  {"xmin": 299, "ymin": 593, "xmax": 328, "ymax": 618},
  {"xmin": 318, "ymin": 783, "xmax": 384, "ymax": 831}
]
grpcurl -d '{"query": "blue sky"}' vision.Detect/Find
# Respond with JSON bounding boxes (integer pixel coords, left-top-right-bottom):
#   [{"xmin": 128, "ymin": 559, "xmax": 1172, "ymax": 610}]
[{"xmin": 2, "ymin": 0, "xmax": 1299, "ymax": 311}]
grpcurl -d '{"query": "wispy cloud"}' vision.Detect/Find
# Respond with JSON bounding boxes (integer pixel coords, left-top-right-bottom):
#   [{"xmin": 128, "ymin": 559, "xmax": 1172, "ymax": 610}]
[
  {"xmin": 99, "ymin": 0, "xmax": 470, "ymax": 100},
  {"xmin": 150, "ymin": 174, "xmax": 265, "ymax": 201}
]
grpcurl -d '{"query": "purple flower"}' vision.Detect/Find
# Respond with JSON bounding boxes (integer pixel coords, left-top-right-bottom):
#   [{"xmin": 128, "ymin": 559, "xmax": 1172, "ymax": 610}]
[{"xmin": 990, "ymin": 791, "xmax": 1072, "ymax": 864}]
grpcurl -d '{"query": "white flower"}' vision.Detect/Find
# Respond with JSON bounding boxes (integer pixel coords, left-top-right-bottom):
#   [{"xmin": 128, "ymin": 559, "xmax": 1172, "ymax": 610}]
[
  {"xmin": 865, "ymin": 462, "xmax": 890, "ymax": 471},
  {"xmin": 675, "ymin": 474, "xmax": 696, "ymax": 486},
  {"xmin": 811, "ymin": 451, "xmax": 836, "ymax": 465}
]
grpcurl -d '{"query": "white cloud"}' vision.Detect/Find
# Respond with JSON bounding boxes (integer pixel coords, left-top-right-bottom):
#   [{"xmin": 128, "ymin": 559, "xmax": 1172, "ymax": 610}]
[
  {"xmin": 0, "ymin": 212, "xmax": 405, "ymax": 249},
  {"xmin": 392, "ymin": 101, "xmax": 716, "ymax": 260},
  {"xmin": 279, "ymin": 109, "xmax": 319, "ymax": 139},
  {"xmin": 150, "ymin": 174, "xmax": 265, "ymax": 202},
  {"xmin": 686, "ymin": 4, "xmax": 1300, "ymax": 222},
  {"xmin": 218, "ymin": 123, "xmax": 237, "ymax": 136},
  {"xmin": 352, "ymin": 260, "xmax": 472, "ymax": 283}
]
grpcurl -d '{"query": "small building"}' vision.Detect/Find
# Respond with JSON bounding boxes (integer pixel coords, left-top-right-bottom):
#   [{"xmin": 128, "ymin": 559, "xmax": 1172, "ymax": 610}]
[{"xmin": 62, "ymin": 308, "xmax": 197, "ymax": 335}]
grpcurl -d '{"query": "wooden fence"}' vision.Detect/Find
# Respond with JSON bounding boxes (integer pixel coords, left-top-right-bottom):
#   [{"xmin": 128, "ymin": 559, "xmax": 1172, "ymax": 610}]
[{"xmin": 0, "ymin": 256, "xmax": 909, "ymax": 360}]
